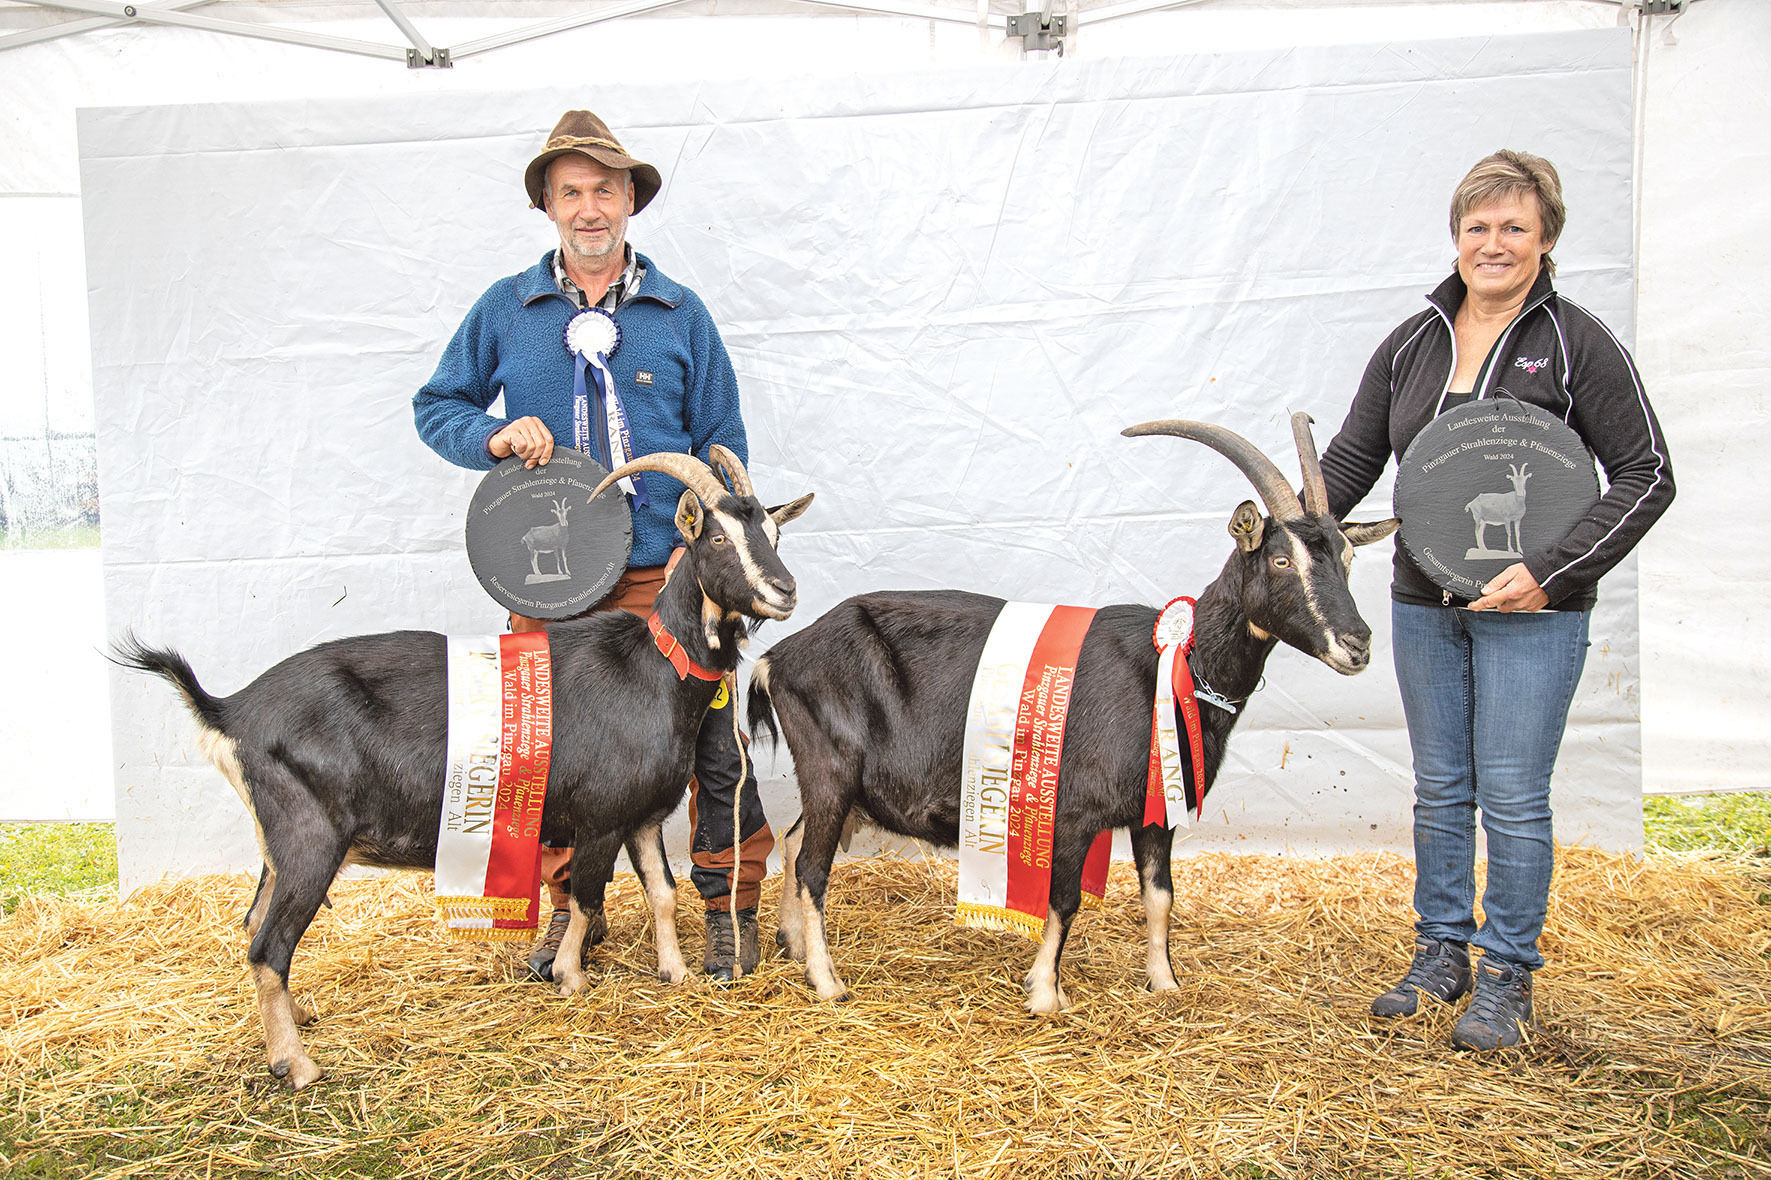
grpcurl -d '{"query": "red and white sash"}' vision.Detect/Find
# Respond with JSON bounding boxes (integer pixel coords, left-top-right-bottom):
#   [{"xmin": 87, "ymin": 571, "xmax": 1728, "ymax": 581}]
[
  {"xmin": 956, "ymin": 603, "xmax": 1111, "ymax": 939},
  {"xmin": 435, "ymin": 633, "xmax": 553, "ymax": 941}
]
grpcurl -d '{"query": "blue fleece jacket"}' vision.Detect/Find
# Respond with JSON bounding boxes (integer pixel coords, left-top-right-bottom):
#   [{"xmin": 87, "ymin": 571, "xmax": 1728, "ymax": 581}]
[{"xmin": 413, "ymin": 250, "xmax": 747, "ymax": 567}]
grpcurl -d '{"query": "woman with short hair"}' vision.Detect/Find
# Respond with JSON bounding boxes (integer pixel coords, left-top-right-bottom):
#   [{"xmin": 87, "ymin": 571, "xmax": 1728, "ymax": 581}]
[{"xmin": 1318, "ymin": 149, "xmax": 1675, "ymax": 1050}]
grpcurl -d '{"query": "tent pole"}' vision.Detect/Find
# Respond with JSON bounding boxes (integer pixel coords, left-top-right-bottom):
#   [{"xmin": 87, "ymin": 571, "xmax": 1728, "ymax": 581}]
[
  {"xmin": 12, "ymin": 0, "xmax": 408, "ymax": 61},
  {"xmin": 0, "ymin": 0, "xmax": 210, "ymax": 54}
]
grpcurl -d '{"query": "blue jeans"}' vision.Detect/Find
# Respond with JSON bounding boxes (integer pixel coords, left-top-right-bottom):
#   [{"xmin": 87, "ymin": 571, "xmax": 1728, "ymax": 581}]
[{"xmin": 1391, "ymin": 602, "xmax": 1590, "ymax": 971}]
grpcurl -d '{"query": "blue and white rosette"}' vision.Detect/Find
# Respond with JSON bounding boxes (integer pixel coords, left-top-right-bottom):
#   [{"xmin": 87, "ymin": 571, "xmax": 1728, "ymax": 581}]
[{"xmin": 564, "ymin": 308, "xmax": 646, "ymax": 506}]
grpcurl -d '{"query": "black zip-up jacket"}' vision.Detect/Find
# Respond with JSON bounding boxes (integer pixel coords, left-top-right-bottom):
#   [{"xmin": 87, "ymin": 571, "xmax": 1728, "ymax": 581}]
[{"xmin": 1319, "ymin": 268, "xmax": 1674, "ymax": 610}]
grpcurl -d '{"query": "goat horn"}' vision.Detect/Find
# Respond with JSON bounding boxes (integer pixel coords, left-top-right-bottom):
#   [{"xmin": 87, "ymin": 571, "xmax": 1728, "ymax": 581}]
[
  {"xmin": 1290, "ymin": 411, "xmax": 1331, "ymax": 518},
  {"xmin": 707, "ymin": 444, "xmax": 754, "ymax": 499},
  {"xmin": 590, "ymin": 452, "xmax": 730, "ymax": 506},
  {"xmin": 1120, "ymin": 419, "xmax": 1304, "ymax": 522}
]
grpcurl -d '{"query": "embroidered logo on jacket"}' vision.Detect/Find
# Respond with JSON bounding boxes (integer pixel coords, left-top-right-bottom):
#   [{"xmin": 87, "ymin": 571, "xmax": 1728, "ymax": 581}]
[{"xmin": 1514, "ymin": 356, "xmax": 1550, "ymax": 375}]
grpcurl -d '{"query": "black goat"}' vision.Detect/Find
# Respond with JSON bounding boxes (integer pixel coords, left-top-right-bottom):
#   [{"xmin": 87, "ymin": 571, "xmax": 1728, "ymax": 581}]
[
  {"xmin": 747, "ymin": 415, "xmax": 1396, "ymax": 1012},
  {"xmin": 114, "ymin": 447, "xmax": 811, "ymax": 1089}
]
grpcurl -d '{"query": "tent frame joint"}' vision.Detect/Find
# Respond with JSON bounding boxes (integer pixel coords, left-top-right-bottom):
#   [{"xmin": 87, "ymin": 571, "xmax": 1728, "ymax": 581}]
[{"xmin": 1005, "ymin": 8, "xmax": 1065, "ymax": 54}]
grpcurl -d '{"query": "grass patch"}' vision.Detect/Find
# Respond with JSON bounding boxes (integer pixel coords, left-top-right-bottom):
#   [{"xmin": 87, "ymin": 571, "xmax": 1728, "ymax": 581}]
[
  {"xmin": 0, "ymin": 822, "xmax": 117, "ymax": 915},
  {"xmin": 0, "ymin": 523, "xmax": 100, "ymax": 550},
  {"xmin": 1667, "ymin": 1081, "xmax": 1771, "ymax": 1161},
  {"xmin": 1644, "ymin": 792, "xmax": 1771, "ymax": 856}
]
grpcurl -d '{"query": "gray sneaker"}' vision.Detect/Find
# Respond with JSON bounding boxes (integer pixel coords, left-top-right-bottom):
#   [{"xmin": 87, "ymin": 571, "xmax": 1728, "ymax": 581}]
[
  {"xmin": 1451, "ymin": 957, "xmax": 1534, "ymax": 1050},
  {"xmin": 704, "ymin": 907, "xmax": 760, "ymax": 981},
  {"xmin": 1370, "ymin": 935, "xmax": 1472, "ymax": 1018}
]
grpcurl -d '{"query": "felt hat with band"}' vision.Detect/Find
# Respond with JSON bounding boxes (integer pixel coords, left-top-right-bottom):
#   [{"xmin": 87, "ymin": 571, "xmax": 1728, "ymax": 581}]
[{"xmin": 524, "ymin": 110, "xmax": 662, "ymax": 214}]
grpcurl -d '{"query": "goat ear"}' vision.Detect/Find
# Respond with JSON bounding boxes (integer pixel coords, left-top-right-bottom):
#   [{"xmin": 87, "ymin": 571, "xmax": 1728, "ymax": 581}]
[
  {"xmin": 767, "ymin": 493, "xmax": 814, "ymax": 528},
  {"xmin": 1342, "ymin": 517, "xmax": 1400, "ymax": 547},
  {"xmin": 675, "ymin": 489, "xmax": 704, "ymax": 543},
  {"xmin": 1228, "ymin": 500, "xmax": 1266, "ymax": 552}
]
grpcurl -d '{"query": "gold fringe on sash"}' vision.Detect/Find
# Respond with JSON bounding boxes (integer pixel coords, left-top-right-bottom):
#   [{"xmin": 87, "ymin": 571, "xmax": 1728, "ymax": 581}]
[
  {"xmin": 954, "ymin": 901, "xmax": 1046, "ymax": 942},
  {"xmin": 436, "ymin": 896, "xmax": 532, "ymax": 921},
  {"xmin": 436, "ymin": 896, "xmax": 534, "ymax": 922},
  {"xmin": 444, "ymin": 926, "xmax": 533, "ymax": 944}
]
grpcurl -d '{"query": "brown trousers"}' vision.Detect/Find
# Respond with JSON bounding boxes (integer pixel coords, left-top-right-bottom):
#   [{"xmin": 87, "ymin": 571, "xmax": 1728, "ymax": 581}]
[{"xmin": 513, "ymin": 550, "xmax": 774, "ymax": 913}]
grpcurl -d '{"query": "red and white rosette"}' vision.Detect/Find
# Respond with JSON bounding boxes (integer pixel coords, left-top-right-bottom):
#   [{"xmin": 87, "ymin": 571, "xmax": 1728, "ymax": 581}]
[{"xmin": 1148, "ymin": 597, "xmax": 1195, "ymax": 830}]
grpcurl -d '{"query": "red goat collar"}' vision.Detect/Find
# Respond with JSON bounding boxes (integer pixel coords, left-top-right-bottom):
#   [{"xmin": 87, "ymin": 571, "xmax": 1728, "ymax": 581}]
[{"xmin": 647, "ymin": 612, "xmax": 725, "ymax": 682}]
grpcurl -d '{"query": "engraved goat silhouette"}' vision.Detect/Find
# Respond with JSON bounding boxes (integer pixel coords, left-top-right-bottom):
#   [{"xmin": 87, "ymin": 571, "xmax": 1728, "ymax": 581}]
[
  {"xmin": 1465, "ymin": 463, "xmax": 1530, "ymax": 558},
  {"xmin": 523, "ymin": 498, "xmax": 572, "ymax": 582}
]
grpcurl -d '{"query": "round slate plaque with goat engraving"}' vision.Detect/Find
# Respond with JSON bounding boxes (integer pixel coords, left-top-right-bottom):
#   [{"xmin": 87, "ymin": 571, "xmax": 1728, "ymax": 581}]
[
  {"xmin": 1394, "ymin": 400, "xmax": 1599, "ymax": 601},
  {"xmin": 465, "ymin": 451, "xmax": 632, "ymax": 620}
]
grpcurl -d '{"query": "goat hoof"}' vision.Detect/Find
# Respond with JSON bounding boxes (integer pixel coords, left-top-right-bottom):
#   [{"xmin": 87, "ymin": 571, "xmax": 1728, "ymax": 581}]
[
  {"xmin": 807, "ymin": 973, "xmax": 850, "ymax": 1002},
  {"xmin": 269, "ymin": 1056, "xmax": 323, "ymax": 1090},
  {"xmin": 555, "ymin": 972, "xmax": 588, "ymax": 998},
  {"xmin": 775, "ymin": 928, "xmax": 788, "ymax": 950}
]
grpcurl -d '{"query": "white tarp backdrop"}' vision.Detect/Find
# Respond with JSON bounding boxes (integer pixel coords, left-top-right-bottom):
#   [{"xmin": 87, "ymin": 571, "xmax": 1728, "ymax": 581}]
[{"xmin": 90, "ymin": 31, "xmax": 1642, "ymax": 893}]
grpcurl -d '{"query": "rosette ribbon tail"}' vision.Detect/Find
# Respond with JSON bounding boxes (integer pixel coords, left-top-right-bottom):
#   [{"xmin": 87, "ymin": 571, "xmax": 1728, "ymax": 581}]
[
  {"xmin": 589, "ymin": 355, "xmax": 647, "ymax": 508},
  {"xmin": 571, "ymin": 354, "xmax": 596, "ymax": 460}
]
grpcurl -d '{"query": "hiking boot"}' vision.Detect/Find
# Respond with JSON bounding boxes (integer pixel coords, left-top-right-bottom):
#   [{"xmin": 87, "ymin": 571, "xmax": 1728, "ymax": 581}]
[
  {"xmin": 525, "ymin": 907, "xmax": 607, "ymax": 982},
  {"xmin": 527, "ymin": 910, "xmax": 572, "ymax": 982},
  {"xmin": 1451, "ymin": 957, "xmax": 1534, "ymax": 1051},
  {"xmin": 704, "ymin": 907, "xmax": 760, "ymax": 981},
  {"xmin": 1370, "ymin": 935, "xmax": 1472, "ymax": 1018}
]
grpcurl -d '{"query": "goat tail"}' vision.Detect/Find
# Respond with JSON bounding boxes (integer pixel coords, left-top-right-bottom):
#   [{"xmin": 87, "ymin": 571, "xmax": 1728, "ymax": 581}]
[
  {"xmin": 108, "ymin": 630, "xmax": 229, "ymax": 732},
  {"xmin": 746, "ymin": 658, "xmax": 781, "ymax": 750}
]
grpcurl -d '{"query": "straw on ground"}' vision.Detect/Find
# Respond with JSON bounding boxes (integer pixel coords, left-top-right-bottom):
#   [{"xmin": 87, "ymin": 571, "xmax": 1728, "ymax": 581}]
[{"xmin": 2, "ymin": 848, "xmax": 1768, "ymax": 1179}]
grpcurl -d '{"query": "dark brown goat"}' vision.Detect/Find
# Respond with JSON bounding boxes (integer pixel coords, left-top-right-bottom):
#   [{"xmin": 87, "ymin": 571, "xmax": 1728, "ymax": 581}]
[
  {"xmin": 747, "ymin": 415, "xmax": 1396, "ymax": 1012},
  {"xmin": 115, "ymin": 447, "xmax": 810, "ymax": 1089}
]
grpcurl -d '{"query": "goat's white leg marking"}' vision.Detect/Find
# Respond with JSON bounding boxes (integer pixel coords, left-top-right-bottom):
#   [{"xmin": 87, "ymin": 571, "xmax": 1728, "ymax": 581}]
[
  {"xmin": 634, "ymin": 827, "xmax": 688, "ymax": 984},
  {"xmin": 1023, "ymin": 910, "xmax": 1071, "ymax": 1015},
  {"xmin": 200, "ymin": 729, "xmax": 274, "ymax": 869},
  {"xmin": 1140, "ymin": 860, "xmax": 1179, "ymax": 993},
  {"xmin": 798, "ymin": 882, "xmax": 849, "ymax": 1001},
  {"xmin": 253, "ymin": 964, "xmax": 321, "ymax": 1090},
  {"xmin": 776, "ymin": 822, "xmax": 807, "ymax": 961},
  {"xmin": 210, "ymin": 728, "xmax": 313, "ymax": 1028},
  {"xmin": 553, "ymin": 899, "xmax": 594, "ymax": 998},
  {"xmin": 244, "ymin": 867, "xmax": 276, "ymax": 937}
]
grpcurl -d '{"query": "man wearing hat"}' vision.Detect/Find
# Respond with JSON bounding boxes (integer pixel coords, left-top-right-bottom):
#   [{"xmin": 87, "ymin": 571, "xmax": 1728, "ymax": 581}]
[{"xmin": 413, "ymin": 110, "xmax": 773, "ymax": 983}]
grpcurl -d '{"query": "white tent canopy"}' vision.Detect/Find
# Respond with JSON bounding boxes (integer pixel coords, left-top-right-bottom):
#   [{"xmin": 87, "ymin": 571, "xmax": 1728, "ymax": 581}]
[{"xmin": 0, "ymin": 3, "xmax": 1764, "ymax": 892}]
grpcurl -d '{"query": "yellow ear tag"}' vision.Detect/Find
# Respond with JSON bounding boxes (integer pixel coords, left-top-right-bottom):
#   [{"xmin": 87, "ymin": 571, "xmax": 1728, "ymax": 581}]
[{"xmin": 711, "ymin": 679, "xmax": 730, "ymax": 710}]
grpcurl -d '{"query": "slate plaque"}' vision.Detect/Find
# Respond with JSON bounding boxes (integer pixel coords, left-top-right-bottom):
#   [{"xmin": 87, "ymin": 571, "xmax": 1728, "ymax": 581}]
[
  {"xmin": 465, "ymin": 451, "xmax": 632, "ymax": 620},
  {"xmin": 1394, "ymin": 400, "xmax": 1599, "ymax": 600}
]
